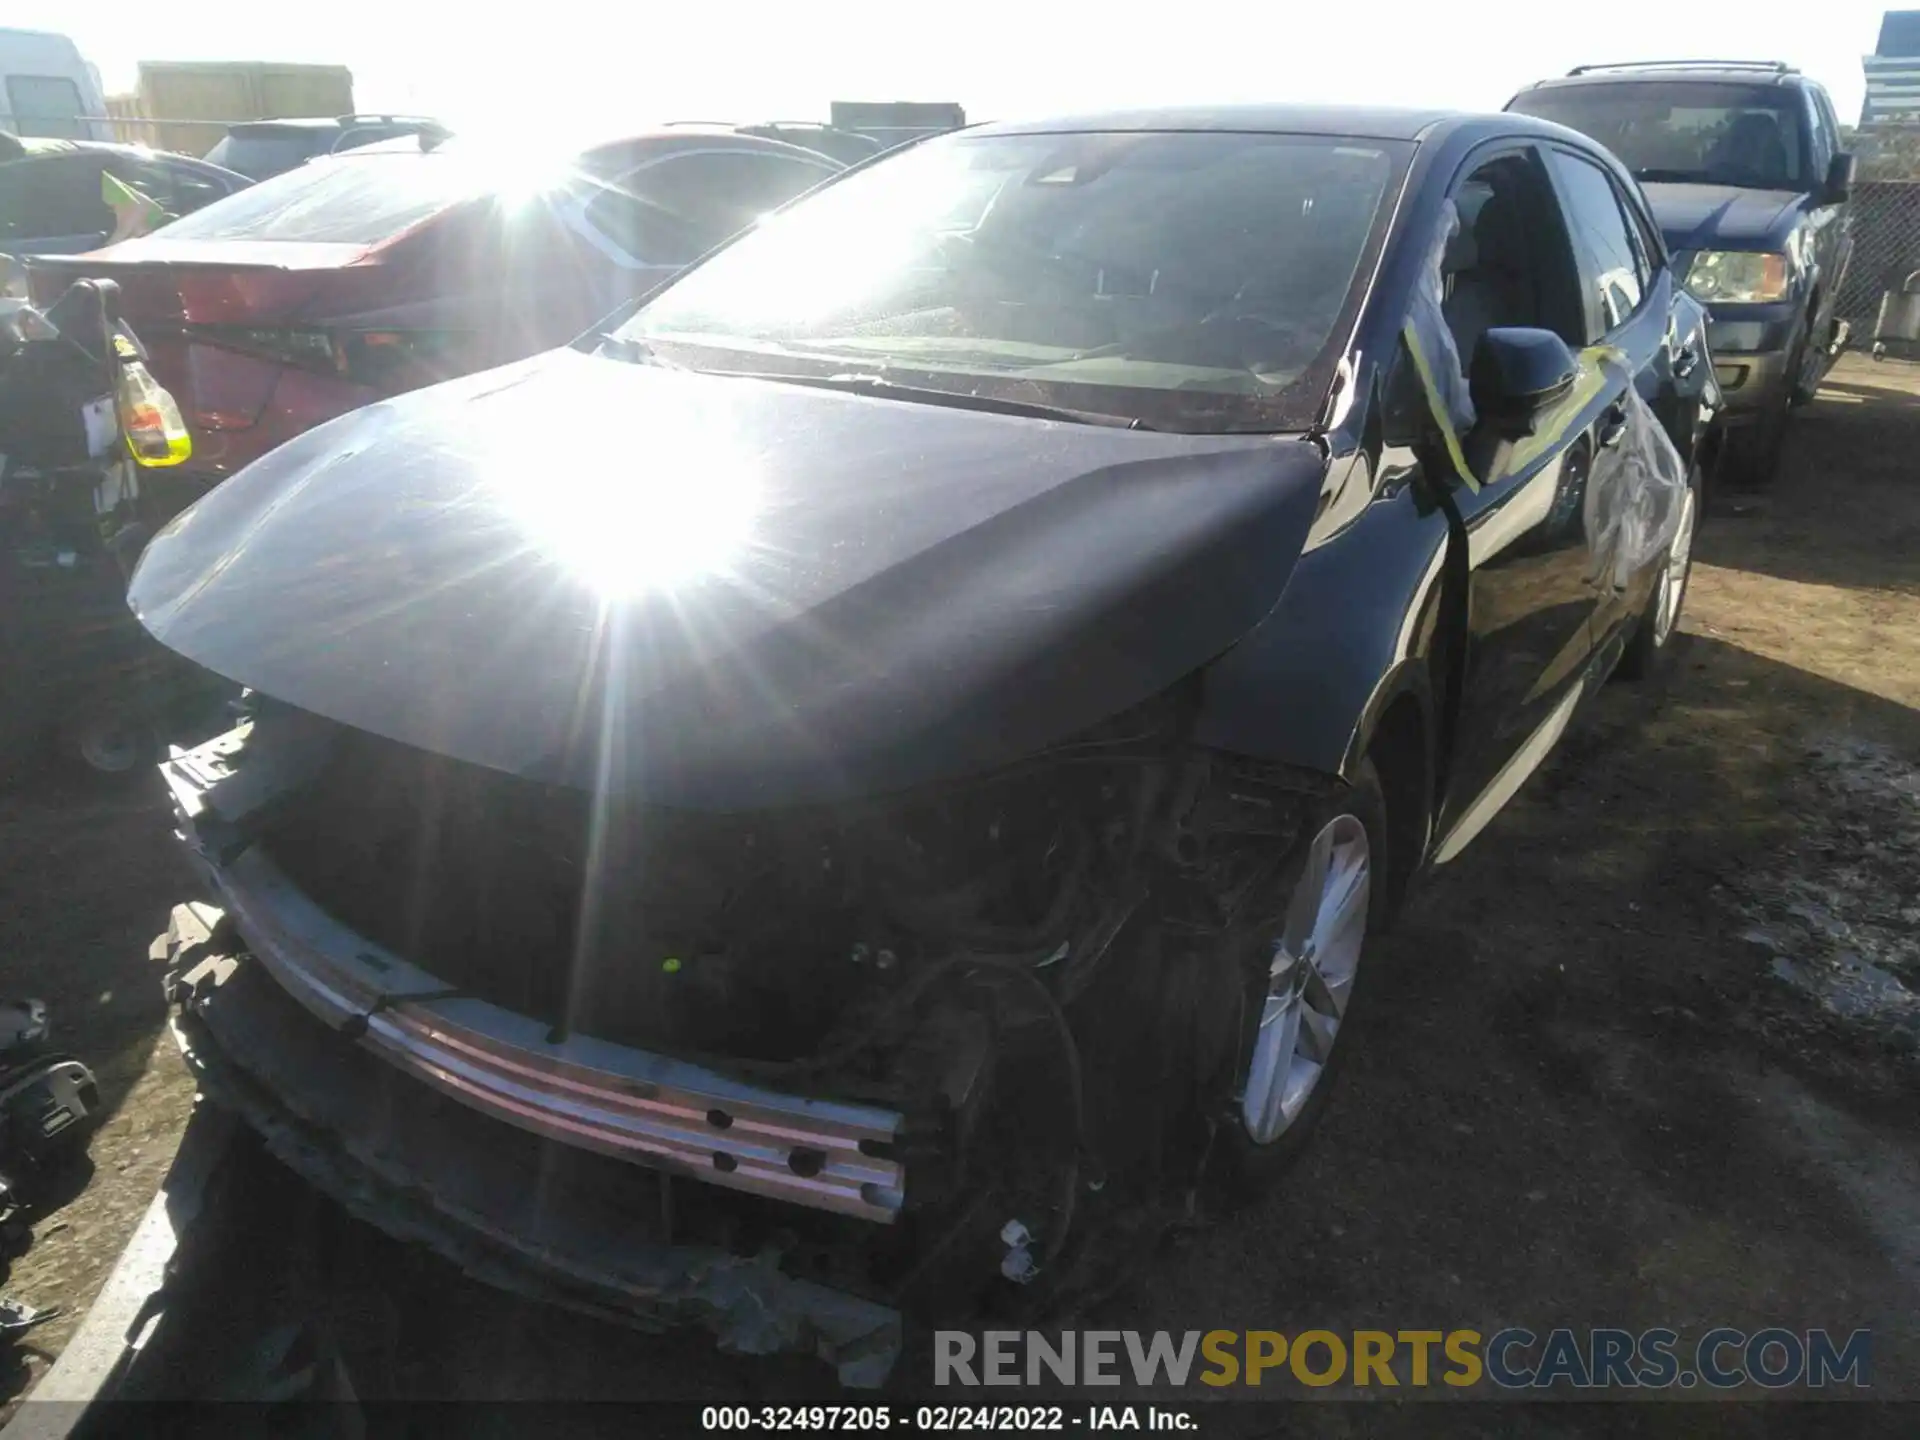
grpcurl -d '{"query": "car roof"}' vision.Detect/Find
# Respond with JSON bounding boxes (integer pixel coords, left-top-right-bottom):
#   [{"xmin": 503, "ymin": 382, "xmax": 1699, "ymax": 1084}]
[
  {"xmin": 964, "ymin": 105, "xmax": 1532, "ymax": 142},
  {"xmin": 6, "ymin": 137, "xmax": 235, "ymax": 172},
  {"xmin": 16, "ymin": 137, "xmax": 130, "ymax": 159},
  {"xmin": 329, "ymin": 126, "xmax": 811, "ymax": 152},
  {"xmin": 309, "ymin": 127, "xmax": 844, "ymax": 171},
  {"xmin": 577, "ymin": 127, "xmax": 845, "ymax": 161}
]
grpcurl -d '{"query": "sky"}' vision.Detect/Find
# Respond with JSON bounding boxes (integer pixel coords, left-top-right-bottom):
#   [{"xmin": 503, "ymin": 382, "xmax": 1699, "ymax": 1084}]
[{"xmin": 14, "ymin": 1, "xmax": 1898, "ymax": 143}]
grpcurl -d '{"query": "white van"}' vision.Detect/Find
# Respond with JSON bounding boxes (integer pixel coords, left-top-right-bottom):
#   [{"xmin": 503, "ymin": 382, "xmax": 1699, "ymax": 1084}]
[{"xmin": 0, "ymin": 29, "xmax": 110, "ymax": 142}]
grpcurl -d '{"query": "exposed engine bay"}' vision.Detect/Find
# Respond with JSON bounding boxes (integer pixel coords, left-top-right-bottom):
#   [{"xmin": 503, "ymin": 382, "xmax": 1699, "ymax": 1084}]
[{"xmin": 159, "ymin": 686, "xmax": 1325, "ymax": 1382}]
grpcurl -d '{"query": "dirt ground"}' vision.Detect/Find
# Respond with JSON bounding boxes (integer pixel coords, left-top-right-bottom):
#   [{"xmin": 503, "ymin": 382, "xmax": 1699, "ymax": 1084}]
[{"xmin": 4, "ymin": 354, "xmax": 1920, "ymax": 1423}]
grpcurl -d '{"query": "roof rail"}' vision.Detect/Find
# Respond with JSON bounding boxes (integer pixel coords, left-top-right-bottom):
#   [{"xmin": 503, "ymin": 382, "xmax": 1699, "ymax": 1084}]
[{"xmin": 1566, "ymin": 59, "xmax": 1796, "ymax": 77}]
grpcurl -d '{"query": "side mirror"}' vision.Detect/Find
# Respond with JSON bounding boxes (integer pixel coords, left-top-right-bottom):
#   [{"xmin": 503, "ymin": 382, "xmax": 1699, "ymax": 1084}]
[
  {"xmin": 1823, "ymin": 152, "xmax": 1855, "ymax": 206},
  {"xmin": 1469, "ymin": 327, "xmax": 1577, "ymax": 438}
]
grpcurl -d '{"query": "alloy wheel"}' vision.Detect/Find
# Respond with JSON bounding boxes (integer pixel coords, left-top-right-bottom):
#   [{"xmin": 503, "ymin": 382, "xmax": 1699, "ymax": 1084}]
[{"xmin": 1239, "ymin": 814, "xmax": 1371, "ymax": 1145}]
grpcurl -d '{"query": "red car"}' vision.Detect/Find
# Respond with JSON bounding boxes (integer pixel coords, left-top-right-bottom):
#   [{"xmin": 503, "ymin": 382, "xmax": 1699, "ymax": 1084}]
[{"xmin": 27, "ymin": 129, "xmax": 842, "ymax": 485}]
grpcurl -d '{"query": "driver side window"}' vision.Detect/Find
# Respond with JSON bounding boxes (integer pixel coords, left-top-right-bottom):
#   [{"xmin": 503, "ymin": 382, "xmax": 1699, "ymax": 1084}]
[
  {"xmin": 1382, "ymin": 148, "xmax": 1585, "ymax": 444},
  {"xmin": 1440, "ymin": 151, "xmax": 1588, "ymax": 365}
]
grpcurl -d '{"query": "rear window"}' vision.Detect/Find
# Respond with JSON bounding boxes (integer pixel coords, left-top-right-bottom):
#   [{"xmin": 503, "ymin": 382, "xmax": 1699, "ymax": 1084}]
[
  {"xmin": 591, "ymin": 150, "xmax": 841, "ymax": 264},
  {"xmin": 1509, "ymin": 81, "xmax": 1812, "ymax": 192},
  {"xmin": 204, "ymin": 129, "xmax": 326, "ymax": 180},
  {"xmin": 154, "ymin": 152, "xmax": 486, "ymax": 244}
]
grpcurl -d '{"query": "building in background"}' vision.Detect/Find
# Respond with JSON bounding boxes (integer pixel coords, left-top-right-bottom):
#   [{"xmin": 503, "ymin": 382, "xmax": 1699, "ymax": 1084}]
[
  {"xmin": 1863, "ymin": 11, "xmax": 1920, "ymax": 125},
  {"xmin": 829, "ymin": 101, "xmax": 965, "ymax": 150},
  {"xmin": 104, "ymin": 61, "xmax": 353, "ymax": 158}
]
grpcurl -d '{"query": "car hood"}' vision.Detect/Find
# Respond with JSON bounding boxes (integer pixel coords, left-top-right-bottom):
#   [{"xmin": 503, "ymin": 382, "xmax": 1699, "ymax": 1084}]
[
  {"xmin": 130, "ymin": 349, "xmax": 1327, "ymax": 807},
  {"xmin": 1641, "ymin": 182, "xmax": 1802, "ymax": 254}
]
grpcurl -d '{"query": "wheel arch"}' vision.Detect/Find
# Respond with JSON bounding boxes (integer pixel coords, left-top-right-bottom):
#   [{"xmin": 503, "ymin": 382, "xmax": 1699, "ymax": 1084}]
[{"xmin": 1342, "ymin": 663, "xmax": 1435, "ymax": 921}]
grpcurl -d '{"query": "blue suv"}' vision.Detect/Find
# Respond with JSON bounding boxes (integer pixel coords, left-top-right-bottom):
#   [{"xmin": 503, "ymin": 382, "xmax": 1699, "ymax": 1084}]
[{"xmin": 1508, "ymin": 61, "xmax": 1855, "ymax": 485}]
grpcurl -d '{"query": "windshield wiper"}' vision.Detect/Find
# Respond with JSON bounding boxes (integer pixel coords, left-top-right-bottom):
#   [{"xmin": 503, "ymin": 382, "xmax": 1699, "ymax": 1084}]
[
  {"xmin": 1631, "ymin": 168, "xmax": 1706, "ymax": 184},
  {"xmin": 712, "ymin": 369, "xmax": 1157, "ymax": 430}
]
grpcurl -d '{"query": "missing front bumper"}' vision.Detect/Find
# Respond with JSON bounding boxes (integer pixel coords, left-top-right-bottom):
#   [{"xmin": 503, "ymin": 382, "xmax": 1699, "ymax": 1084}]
[
  {"xmin": 161, "ymin": 738, "xmax": 907, "ymax": 1225},
  {"xmin": 159, "ymin": 904, "xmax": 904, "ymax": 1387}
]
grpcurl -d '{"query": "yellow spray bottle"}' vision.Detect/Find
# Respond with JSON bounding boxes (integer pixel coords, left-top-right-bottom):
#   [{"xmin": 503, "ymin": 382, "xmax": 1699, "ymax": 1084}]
[{"xmin": 111, "ymin": 332, "xmax": 191, "ymax": 467}]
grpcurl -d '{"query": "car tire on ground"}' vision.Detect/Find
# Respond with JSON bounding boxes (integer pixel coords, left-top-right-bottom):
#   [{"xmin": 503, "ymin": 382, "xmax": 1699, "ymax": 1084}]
[
  {"xmin": 1725, "ymin": 329, "xmax": 1810, "ymax": 488},
  {"xmin": 1791, "ymin": 307, "xmax": 1830, "ymax": 407},
  {"xmin": 1617, "ymin": 460, "xmax": 1703, "ymax": 681},
  {"xmin": 59, "ymin": 702, "xmax": 157, "ymax": 785},
  {"xmin": 1204, "ymin": 757, "xmax": 1390, "ymax": 1197}
]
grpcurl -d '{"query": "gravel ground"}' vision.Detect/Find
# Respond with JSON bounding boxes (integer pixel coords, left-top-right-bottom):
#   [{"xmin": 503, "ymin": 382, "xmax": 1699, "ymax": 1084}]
[{"xmin": 4, "ymin": 354, "xmax": 1920, "ymax": 1425}]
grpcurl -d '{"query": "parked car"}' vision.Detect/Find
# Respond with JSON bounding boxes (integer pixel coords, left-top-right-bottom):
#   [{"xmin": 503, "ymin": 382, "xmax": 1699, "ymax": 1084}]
[
  {"xmin": 0, "ymin": 138, "xmax": 249, "ymax": 256},
  {"xmin": 0, "ymin": 27, "xmax": 110, "ymax": 141},
  {"xmin": 1507, "ymin": 60, "xmax": 1853, "ymax": 484},
  {"xmin": 137, "ymin": 105, "xmax": 1714, "ymax": 1385},
  {"xmin": 734, "ymin": 121, "xmax": 886, "ymax": 166},
  {"xmin": 28, "ymin": 128, "xmax": 842, "ymax": 485},
  {"xmin": 202, "ymin": 114, "xmax": 450, "ymax": 181}
]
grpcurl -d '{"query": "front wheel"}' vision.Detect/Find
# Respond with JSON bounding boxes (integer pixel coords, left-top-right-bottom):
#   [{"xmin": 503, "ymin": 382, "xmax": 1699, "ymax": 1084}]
[{"xmin": 1209, "ymin": 759, "xmax": 1389, "ymax": 1195}]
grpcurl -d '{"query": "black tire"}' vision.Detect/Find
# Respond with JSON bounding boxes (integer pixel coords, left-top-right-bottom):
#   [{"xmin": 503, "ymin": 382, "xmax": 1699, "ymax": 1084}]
[
  {"xmin": 58, "ymin": 701, "xmax": 159, "ymax": 786},
  {"xmin": 1204, "ymin": 758, "xmax": 1391, "ymax": 1197},
  {"xmin": 1617, "ymin": 461, "xmax": 1703, "ymax": 681},
  {"xmin": 1790, "ymin": 307, "xmax": 1828, "ymax": 406},
  {"xmin": 1724, "ymin": 327, "xmax": 1809, "ymax": 489}
]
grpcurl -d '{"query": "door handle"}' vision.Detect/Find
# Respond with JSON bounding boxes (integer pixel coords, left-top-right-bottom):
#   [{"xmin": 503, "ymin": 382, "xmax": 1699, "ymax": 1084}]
[
  {"xmin": 1674, "ymin": 346, "xmax": 1698, "ymax": 379},
  {"xmin": 1598, "ymin": 405, "xmax": 1629, "ymax": 450}
]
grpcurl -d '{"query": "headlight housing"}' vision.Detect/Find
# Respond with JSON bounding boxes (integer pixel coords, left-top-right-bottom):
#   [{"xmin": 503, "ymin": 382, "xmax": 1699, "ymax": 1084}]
[{"xmin": 1681, "ymin": 250, "xmax": 1791, "ymax": 305}]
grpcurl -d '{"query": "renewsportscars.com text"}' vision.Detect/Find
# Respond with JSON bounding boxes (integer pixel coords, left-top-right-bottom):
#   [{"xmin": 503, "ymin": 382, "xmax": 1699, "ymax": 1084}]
[{"xmin": 934, "ymin": 1328, "xmax": 1872, "ymax": 1391}]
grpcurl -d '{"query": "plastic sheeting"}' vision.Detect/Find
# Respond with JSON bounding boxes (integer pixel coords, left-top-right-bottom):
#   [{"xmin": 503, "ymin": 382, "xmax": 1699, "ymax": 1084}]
[
  {"xmin": 1408, "ymin": 199, "xmax": 1476, "ymax": 437},
  {"xmin": 1398, "ymin": 199, "xmax": 1479, "ymax": 491},
  {"xmin": 1584, "ymin": 385, "xmax": 1691, "ymax": 593}
]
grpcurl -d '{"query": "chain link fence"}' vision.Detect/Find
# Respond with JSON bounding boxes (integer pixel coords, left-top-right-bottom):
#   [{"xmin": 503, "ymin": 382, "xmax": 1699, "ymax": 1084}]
[
  {"xmin": 1837, "ymin": 180, "xmax": 1920, "ymax": 341},
  {"xmin": 1838, "ymin": 127, "xmax": 1920, "ymax": 344}
]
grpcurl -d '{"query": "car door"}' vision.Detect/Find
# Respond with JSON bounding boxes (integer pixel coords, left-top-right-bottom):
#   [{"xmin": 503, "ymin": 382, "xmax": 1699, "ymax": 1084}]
[
  {"xmin": 0, "ymin": 152, "xmax": 113, "ymax": 254},
  {"xmin": 1424, "ymin": 143, "xmax": 1638, "ymax": 864},
  {"xmin": 1540, "ymin": 143, "xmax": 1682, "ymax": 654},
  {"xmin": 1803, "ymin": 85, "xmax": 1853, "ymax": 360}
]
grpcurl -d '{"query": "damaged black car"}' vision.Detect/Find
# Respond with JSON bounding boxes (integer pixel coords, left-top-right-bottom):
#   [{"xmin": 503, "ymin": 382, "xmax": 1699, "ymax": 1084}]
[{"xmin": 133, "ymin": 106, "xmax": 1718, "ymax": 1386}]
